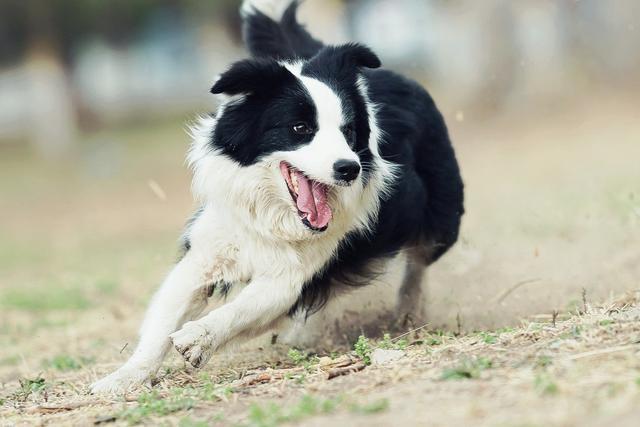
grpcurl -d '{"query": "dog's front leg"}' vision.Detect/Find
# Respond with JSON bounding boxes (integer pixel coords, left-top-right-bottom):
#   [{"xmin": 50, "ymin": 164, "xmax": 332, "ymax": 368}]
[
  {"xmin": 170, "ymin": 273, "xmax": 303, "ymax": 368},
  {"xmin": 90, "ymin": 252, "xmax": 216, "ymax": 394}
]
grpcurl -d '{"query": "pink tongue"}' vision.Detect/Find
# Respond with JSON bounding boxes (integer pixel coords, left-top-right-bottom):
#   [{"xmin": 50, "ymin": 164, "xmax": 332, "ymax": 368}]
[{"xmin": 293, "ymin": 170, "xmax": 332, "ymax": 229}]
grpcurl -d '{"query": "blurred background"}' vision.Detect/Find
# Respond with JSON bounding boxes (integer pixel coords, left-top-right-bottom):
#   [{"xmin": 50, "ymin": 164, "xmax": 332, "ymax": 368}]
[
  {"xmin": 2, "ymin": 0, "xmax": 639, "ymax": 156},
  {"xmin": 1, "ymin": 0, "xmax": 639, "ymax": 359}
]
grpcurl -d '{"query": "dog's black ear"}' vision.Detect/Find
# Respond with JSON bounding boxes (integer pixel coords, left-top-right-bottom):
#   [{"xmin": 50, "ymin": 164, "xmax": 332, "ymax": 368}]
[
  {"xmin": 211, "ymin": 58, "xmax": 294, "ymax": 95},
  {"xmin": 337, "ymin": 43, "xmax": 381, "ymax": 69},
  {"xmin": 303, "ymin": 43, "xmax": 381, "ymax": 82},
  {"xmin": 310, "ymin": 43, "xmax": 381, "ymax": 72}
]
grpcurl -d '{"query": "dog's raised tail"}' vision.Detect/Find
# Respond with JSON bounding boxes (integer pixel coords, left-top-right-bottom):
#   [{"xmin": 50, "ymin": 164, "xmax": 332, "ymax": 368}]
[{"xmin": 241, "ymin": 0, "xmax": 324, "ymax": 60}]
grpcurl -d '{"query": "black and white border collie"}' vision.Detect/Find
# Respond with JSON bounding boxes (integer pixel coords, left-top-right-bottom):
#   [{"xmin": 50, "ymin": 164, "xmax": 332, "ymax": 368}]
[{"xmin": 92, "ymin": 0, "xmax": 463, "ymax": 393}]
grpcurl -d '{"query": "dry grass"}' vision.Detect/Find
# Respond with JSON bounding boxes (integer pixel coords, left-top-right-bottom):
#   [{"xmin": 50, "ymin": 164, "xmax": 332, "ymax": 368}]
[
  {"xmin": 1, "ymin": 96, "xmax": 639, "ymax": 426},
  {"xmin": 1, "ymin": 293, "xmax": 639, "ymax": 426}
]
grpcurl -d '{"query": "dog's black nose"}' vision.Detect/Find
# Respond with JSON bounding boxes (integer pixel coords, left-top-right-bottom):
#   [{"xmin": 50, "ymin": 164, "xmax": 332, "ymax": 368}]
[{"xmin": 333, "ymin": 159, "xmax": 361, "ymax": 182}]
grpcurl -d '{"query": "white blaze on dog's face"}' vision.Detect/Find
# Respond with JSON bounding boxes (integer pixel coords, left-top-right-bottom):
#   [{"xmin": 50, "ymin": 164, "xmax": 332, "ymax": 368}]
[
  {"xmin": 277, "ymin": 70, "xmax": 363, "ymax": 231},
  {"xmin": 282, "ymin": 73, "xmax": 360, "ymax": 183},
  {"xmin": 194, "ymin": 44, "xmax": 382, "ymax": 236}
]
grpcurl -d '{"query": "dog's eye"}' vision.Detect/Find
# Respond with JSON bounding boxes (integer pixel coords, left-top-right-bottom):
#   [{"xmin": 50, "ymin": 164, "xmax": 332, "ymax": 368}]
[
  {"xmin": 292, "ymin": 122, "xmax": 313, "ymax": 135},
  {"xmin": 343, "ymin": 123, "xmax": 355, "ymax": 142}
]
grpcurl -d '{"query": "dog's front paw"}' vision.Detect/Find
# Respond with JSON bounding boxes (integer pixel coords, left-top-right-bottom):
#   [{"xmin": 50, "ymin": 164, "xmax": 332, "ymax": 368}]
[
  {"xmin": 170, "ymin": 321, "xmax": 214, "ymax": 368},
  {"xmin": 90, "ymin": 365, "xmax": 152, "ymax": 395}
]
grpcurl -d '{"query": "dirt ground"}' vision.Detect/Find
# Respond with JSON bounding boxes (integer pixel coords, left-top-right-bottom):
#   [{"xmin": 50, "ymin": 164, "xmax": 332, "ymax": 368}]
[{"xmin": 1, "ymin": 93, "xmax": 639, "ymax": 426}]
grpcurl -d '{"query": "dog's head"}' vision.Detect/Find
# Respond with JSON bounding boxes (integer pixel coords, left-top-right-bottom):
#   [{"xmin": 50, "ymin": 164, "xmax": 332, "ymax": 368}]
[{"xmin": 191, "ymin": 43, "xmax": 389, "ymax": 240}]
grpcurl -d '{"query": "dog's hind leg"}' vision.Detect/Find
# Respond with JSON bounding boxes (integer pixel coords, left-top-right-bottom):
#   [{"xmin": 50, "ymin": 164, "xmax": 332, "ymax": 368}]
[
  {"xmin": 395, "ymin": 245, "xmax": 430, "ymax": 329},
  {"xmin": 90, "ymin": 253, "xmax": 220, "ymax": 394}
]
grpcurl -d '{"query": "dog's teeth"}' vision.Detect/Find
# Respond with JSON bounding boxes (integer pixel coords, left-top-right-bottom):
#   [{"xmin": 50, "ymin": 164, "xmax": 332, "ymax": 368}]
[{"xmin": 291, "ymin": 173, "xmax": 299, "ymax": 193}]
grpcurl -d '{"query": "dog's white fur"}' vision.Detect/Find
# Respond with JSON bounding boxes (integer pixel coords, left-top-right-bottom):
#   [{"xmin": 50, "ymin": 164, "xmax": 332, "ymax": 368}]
[
  {"xmin": 282, "ymin": 64, "xmax": 361, "ymax": 185},
  {"xmin": 240, "ymin": 0, "xmax": 291, "ymax": 21},
  {"xmin": 90, "ymin": 55, "xmax": 396, "ymax": 393}
]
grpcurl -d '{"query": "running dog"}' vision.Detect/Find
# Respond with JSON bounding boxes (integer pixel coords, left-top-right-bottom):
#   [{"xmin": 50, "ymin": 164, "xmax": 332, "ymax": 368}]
[{"xmin": 91, "ymin": 0, "xmax": 464, "ymax": 393}]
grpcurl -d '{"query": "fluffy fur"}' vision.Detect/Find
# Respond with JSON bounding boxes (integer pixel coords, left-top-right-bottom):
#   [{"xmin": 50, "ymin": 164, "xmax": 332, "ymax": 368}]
[{"xmin": 91, "ymin": 0, "xmax": 464, "ymax": 394}]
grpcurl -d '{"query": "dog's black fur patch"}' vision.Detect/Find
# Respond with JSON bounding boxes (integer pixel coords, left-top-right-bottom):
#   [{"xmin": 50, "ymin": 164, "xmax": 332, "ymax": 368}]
[
  {"xmin": 243, "ymin": 1, "xmax": 323, "ymax": 60},
  {"xmin": 210, "ymin": 60, "xmax": 317, "ymax": 166},
  {"xmin": 237, "ymin": 1, "xmax": 464, "ymax": 315}
]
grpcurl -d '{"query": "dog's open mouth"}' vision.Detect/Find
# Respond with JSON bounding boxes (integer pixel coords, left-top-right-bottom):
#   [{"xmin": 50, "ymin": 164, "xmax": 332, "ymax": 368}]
[{"xmin": 279, "ymin": 161, "xmax": 332, "ymax": 232}]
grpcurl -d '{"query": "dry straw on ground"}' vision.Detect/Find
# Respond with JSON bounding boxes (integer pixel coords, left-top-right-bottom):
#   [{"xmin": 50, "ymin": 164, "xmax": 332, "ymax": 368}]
[{"xmin": 2, "ymin": 291, "xmax": 639, "ymax": 426}]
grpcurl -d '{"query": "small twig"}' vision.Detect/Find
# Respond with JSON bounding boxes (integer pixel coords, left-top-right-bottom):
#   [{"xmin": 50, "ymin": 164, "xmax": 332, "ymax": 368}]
[
  {"xmin": 147, "ymin": 179, "xmax": 167, "ymax": 201},
  {"xmin": 582, "ymin": 288, "xmax": 588, "ymax": 313},
  {"xmin": 566, "ymin": 344, "xmax": 639, "ymax": 361},
  {"xmin": 94, "ymin": 415, "xmax": 117, "ymax": 424},
  {"xmin": 28, "ymin": 399, "xmax": 101, "ymax": 413},
  {"xmin": 391, "ymin": 322, "xmax": 431, "ymax": 342},
  {"xmin": 493, "ymin": 278, "xmax": 542, "ymax": 304},
  {"xmin": 552, "ymin": 310, "xmax": 559, "ymax": 328},
  {"xmin": 242, "ymin": 372, "xmax": 273, "ymax": 386},
  {"xmin": 119, "ymin": 342, "xmax": 128, "ymax": 354},
  {"xmin": 320, "ymin": 357, "xmax": 356, "ymax": 370},
  {"xmin": 456, "ymin": 312, "xmax": 462, "ymax": 336},
  {"xmin": 326, "ymin": 362, "xmax": 366, "ymax": 379}
]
